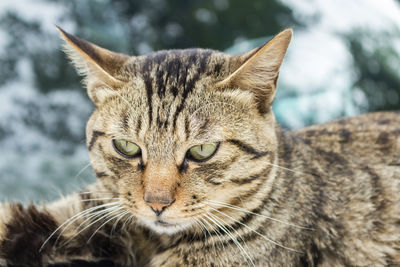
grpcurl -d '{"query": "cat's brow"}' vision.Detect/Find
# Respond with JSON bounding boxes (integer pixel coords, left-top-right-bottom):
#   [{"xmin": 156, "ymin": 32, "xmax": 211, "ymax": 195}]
[
  {"xmin": 226, "ymin": 139, "xmax": 269, "ymax": 159},
  {"xmin": 186, "ymin": 102, "xmax": 238, "ymax": 139}
]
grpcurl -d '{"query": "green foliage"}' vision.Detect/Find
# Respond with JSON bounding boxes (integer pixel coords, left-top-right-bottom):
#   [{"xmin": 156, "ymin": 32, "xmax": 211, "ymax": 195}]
[
  {"xmin": 56, "ymin": 0, "xmax": 299, "ymax": 52},
  {"xmin": 347, "ymin": 30, "xmax": 400, "ymax": 112},
  {"xmin": 1, "ymin": 0, "xmax": 300, "ymax": 91}
]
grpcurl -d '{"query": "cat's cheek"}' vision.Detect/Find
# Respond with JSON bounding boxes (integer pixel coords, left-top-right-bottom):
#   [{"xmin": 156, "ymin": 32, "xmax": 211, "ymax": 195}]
[
  {"xmin": 188, "ymin": 165, "xmax": 227, "ymax": 187},
  {"xmin": 117, "ymin": 176, "xmax": 145, "ymax": 203}
]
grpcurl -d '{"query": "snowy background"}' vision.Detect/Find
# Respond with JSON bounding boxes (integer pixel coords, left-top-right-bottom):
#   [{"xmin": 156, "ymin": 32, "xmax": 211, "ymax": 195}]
[{"xmin": 0, "ymin": 0, "xmax": 399, "ymax": 202}]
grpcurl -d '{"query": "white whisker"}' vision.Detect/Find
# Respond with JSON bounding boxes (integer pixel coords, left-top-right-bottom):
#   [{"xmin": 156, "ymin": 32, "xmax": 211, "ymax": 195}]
[
  {"xmin": 87, "ymin": 210, "xmax": 131, "ymax": 244},
  {"xmin": 201, "ymin": 216, "xmax": 239, "ymax": 261},
  {"xmin": 121, "ymin": 214, "xmax": 135, "ymax": 230},
  {"xmin": 59, "ymin": 206, "xmax": 125, "ymax": 248},
  {"xmin": 100, "ymin": 82, "xmax": 135, "ymax": 115},
  {"xmin": 204, "ymin": 212, "xmax": 255, "ymax": 267},
  {"xmin": 72, "ymin": 205, "xmax": 124, "ymax": 234},
  {"xmin": 73, "ymin": 162, "xmax": 92, "ymax": 181},
  {"xmin": 111, "ymin": 210, "xmax": 130, "ymax": 237},
  {"xmin": 55, "ymin": 203, "xmax": 122, "ymax": 242},
  {"xmin": 80, "ymin": 197, "xmax": 123, "ymax": 202},
  {"xmin": 265, "ymin": 162, "xmax": 305, "ymax": 175},
  {"xmin": 200, "ymin": 217, "xmax": 227, "ymax": 253},
  {"xmin": 79, "ymin": 191, "xmax": 116, "ymax": 195},
  {"xmin": 40, "ymin": 201, "xmax": 121, "ymax": 252},
  {"xmin": 192, "ymin": 218, "xmax": 207, "ymax": 244},
  {"xmin": 209, "ymin": 206, "xmax": 302, "ymax": 253},
  {"xmin": 196, "ymin": 217, "xmax": 217, "ymax": 256},
  {"xmin": 207, "ymin": 200, "xmax": 312, "ymax": 230}
]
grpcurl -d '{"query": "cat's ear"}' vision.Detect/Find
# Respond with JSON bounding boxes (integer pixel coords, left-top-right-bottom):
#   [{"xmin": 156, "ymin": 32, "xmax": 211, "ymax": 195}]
[
  {"xmin": 218, "ymin": 29, "xmax": 292, "ymax": 114},
  {"xmin": 57, "ymin": 26, "xmax": 130, "ymax": 105}
]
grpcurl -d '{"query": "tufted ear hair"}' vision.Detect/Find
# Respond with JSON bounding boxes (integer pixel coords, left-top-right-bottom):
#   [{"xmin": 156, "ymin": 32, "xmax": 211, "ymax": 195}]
[
  {"xmin": 217, "ymin": 29, "xmax": 292, "ymax": 114},
  {"xmin": 57, "ymin": 26, "xmax": 130, "ymax": 105}
]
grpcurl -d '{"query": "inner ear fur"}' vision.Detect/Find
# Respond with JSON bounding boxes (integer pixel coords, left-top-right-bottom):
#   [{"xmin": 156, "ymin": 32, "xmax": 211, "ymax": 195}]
[
  {"xmin": 57, "ymin": 26, "xmax": 130, "ymax": 105},
  {"xmin": 217, "ymin": 29, "xmax": 292, "ymax": 114}
]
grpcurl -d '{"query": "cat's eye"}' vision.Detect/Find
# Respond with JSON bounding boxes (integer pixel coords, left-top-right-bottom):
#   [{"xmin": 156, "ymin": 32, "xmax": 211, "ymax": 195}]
[
  {"xmin": 112, "ymin": 139, "xmax": 141, "ymax": 158},
  {"xmin": 187, "ymin": 143, "xmax": 219, "ymax": 162}
]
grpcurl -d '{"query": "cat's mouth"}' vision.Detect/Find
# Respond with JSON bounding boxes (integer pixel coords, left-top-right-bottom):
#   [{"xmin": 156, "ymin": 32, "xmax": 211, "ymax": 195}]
[
  {"xmin": 139, "ymin": 216, "xmax": 193, "ymax": 234},
  {"xmin": 155, "ymin": 219, "xmax": 176, "ymax": 227}
]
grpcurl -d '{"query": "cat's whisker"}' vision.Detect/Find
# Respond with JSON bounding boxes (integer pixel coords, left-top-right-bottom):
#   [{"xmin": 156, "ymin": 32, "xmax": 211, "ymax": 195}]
[
  {"xmin": 120, "ymin": 213, "xmax": 133, "ymax": 231},
  {"xmin": 127, "ymin": 214, "xmax": 135, "ymax": 227},
  {"xmin": 192, "ymin": 218, "xmax": 211, "ymax": 247},
  {"xmin": 207, "ymin": 211, "xmax": 252, "ymax": 257},
  {"xmin": 201, "ymin": 216, "xmax": 238, "ymax": 263},
  {"xmin": 121, "ymin": 214, "xmax": 135, "ymax": 231},
  {"xmin": 111, "ymin": 210, "xmax": 130, "ymax": 237},
  {"xmin": 54, "ymin": 204, "xmax": 125, "ymax": 247},
  {"xmin": 59, "ymin": 206, "xmax": 125, "ymax": 248},
  {"xmin": 72, "ymin": 204, "xmax": 126, "ymax": 234},
  {"xmin": 73, "ymin": 162, "xmax": 92, "ymax": 181},
  {"xmin": 208, "ymin": 206, "xmax": 302, "ymax": 253},
  {"xmin": 100, "ymin": 82, "xmax": 134, "ymax": 113},
  {"xmin": 55, "ymin": 202, "xmax": 122, "ymax": 240},
  {"xmin": 206, "ymin": 211, "xmax": 255, "ymax": 267},
  {"xmin": 196, "ymin": 217, "xmax": 217, "ymax": 257},
  {"xmin": 78, "ymin": 191, "xmax": 116, "ymax": 195},
  {"xmin": 206, "ymin": 200, "xmax": 313, "ymax": 230},
  {"xmin": 265, "ymin": 162, "xmax": 306, "ymax": 175},
  {"xmin": 201, "ymin": 216, "xmax": 239, "ymax": 261},
  {"xmin": 86, "ymin": 210, "xmax": 131, "ymax": 244},
  {"xmin": 199, "ymin": 217, "xmax": 227, "ymax": 254},
  {"xmin": 204, "ymin": 212, "xmax": 255, "ymax": 267},
  {"xmin": 74, "ymin": 205, "xmax": 121, "ymax": 228},
  {"xmin": 40, "ymin": 201, "xmax": 121, "ymax": 252},
  {"xmin": 192, "ymin": 218, "xmax": 207, "ymax": 244},
  {"xmin": 79, "ymin": 197, "xmax": 123, "ymax": 202}
]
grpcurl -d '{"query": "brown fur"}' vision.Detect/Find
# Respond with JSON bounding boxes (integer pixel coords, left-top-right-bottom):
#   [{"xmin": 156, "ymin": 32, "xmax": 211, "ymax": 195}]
[
  {"xmin": 0, "ymin": 204, "xmax": 60, "ymax": 266},
  {"xmin": 0, "ymin": 28, "xmax": 399, "ymax": 266}
]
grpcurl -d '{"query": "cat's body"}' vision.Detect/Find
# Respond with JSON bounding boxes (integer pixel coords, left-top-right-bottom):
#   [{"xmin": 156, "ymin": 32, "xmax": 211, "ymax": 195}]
[{"xmin": 0, "ymin": 28, "xmax": 399, "ymax": 267}]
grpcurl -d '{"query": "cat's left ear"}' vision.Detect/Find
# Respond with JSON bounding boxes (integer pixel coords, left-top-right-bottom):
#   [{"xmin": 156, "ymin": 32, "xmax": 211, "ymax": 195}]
[
  {"xmin": 218, "ymin": 29, "xmax": 292, "ymax": 114},
  {"xmin": 57, "ymin": 26, "xmax": 130, "ymax": 105}
]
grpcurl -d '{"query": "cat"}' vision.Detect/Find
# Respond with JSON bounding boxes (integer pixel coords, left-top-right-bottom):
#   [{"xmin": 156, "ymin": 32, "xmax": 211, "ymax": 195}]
[{"xmin": 0, "ymin": 27, "xmax": 399, "ymax": 267}]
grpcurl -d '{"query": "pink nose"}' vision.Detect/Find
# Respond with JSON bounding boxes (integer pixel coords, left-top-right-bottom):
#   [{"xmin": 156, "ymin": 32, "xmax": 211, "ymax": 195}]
[{"xmin": 144, "ymin": 191, "xmax": 175, "ymax": 216}]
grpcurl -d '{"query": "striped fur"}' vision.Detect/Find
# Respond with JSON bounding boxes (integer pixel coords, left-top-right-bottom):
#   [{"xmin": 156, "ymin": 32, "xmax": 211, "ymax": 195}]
[{"xmin": 0, "ymin": 29, "xmax": 399, "ymax": 266}]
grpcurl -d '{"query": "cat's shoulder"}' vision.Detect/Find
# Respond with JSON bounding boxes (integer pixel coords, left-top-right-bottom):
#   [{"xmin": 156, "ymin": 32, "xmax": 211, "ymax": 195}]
[
  {"xmin": 291, "ymin": 112, "xmax": 400, "ymax": 266},
  {"xmin": 291, "ymin": 111, "xmax": 400, "ymax": 166},
  {"xmin": 296, "ymin": 111, "xmax": 400, "ymax": 134},
  {"xmin": 294, "ymin": 111, "xmax": 400, "ymax": 143}
]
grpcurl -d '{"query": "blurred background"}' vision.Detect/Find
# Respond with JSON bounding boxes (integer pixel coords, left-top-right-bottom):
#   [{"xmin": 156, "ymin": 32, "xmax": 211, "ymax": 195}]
[{"xmin": 0, "ymin": 0, "xmax": 399, "ymax": 202}]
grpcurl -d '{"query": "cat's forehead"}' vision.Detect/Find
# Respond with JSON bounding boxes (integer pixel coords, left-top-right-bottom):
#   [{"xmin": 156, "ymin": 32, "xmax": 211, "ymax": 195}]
[
  {"xmin": 128, "ymin": 48, "xmax": 231, "ymax": 85},
  {"xmin": 100, "ymin": 48, "xmax": 256, "ymax": 149},
  {"xmin": 115, "ymin": 49, "xmax": 239, "ymax": 130}
]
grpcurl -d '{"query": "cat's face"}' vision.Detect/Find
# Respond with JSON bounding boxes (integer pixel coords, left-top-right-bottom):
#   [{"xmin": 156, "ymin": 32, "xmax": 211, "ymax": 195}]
[{"xmin": 59, "ymin": 27, "xmax": 291, "ymax": 234}]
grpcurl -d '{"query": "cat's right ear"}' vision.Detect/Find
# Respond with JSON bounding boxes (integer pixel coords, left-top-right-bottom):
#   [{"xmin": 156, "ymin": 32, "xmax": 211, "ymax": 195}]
[
  {"xmin": 57, "ymin": 26, "xmax": 130, "ymax": 105},
  {"xmin": 217, "ymin": 29, "xmax": 292, "ymax": 114}
]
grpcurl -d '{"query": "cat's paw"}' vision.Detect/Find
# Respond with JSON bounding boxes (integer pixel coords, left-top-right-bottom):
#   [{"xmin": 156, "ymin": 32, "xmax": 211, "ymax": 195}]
[{"xmin": 0, "ymin": 203, "xmax": 60, "ymax": 267}]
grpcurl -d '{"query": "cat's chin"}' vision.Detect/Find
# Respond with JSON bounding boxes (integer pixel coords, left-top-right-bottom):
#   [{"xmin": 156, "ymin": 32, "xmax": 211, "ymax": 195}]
[{"xmin": 139, "ymin": 218, "xmax": 192, "ymax": 235}]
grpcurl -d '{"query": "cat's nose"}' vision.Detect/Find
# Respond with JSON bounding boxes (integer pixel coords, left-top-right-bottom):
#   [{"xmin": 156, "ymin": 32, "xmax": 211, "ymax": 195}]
[{"xmin": 144, "ymin": 191, "xmax": 175, "ymax": 216}]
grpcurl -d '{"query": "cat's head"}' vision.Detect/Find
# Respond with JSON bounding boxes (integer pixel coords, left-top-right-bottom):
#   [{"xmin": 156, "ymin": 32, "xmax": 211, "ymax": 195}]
[{"xmin": 59, "ymin": 27, "xmax": 292, "ymax": 234}]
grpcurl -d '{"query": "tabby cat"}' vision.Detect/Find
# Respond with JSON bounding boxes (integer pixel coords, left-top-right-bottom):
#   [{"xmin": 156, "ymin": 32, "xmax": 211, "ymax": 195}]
[{"xmin": 0, "ymin": 27, "xmax": 399, "ymax": 267}]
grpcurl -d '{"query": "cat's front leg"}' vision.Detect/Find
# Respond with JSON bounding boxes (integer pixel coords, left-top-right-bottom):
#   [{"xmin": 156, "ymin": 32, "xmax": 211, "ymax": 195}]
[
  {"xmin": 0, "ymin": 183, "xmax": 135, "ymax": 267},
  {"xmin": 0, "ymin": 203, "xmax": 13, "ymax": 267},
  {"xmin": 0, "ymin": 201, "xmax": 70, "ymax": 266}
]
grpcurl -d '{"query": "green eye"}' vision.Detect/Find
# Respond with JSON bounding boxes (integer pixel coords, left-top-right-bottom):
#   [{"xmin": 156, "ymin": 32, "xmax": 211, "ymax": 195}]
[
  {"xmin": 187, "ymin": 143, "xmax": 219, "ymax": 161},
  {"xmin": 112, "ymin": 139, "xmax": 141, "ymax": 158}
]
